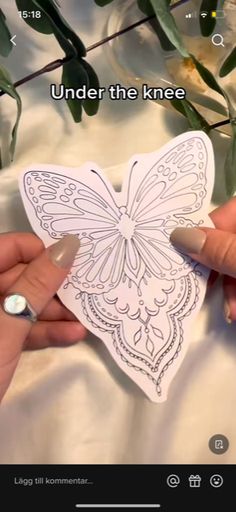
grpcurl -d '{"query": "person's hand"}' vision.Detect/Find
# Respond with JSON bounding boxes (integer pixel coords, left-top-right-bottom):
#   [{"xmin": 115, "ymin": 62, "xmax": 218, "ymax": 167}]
[
  {"xmin": 171, "ymin": 197, "xmax": 236, "ymax": 324},
  {"xmin": 0, "ymin": 233, "xmax": 86, "ymax": 402}
]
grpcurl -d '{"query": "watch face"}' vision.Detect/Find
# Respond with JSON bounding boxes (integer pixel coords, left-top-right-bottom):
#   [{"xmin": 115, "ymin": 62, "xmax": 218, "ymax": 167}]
[{"xmin": 4, "ymin": 294, "xmax": 27, "ymax": 315}]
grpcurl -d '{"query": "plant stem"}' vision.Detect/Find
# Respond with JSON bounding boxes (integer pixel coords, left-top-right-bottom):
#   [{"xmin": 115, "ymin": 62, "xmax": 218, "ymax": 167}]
[
  {"xmin": 209, "ymin": 119, "xmax": 230, "ymax": 130},
  {"xmin": 0, "ymin": 57, "xmax": 72, "ymax": 96},
  {"xmin": 0, "ymin": 0, "xmax": 230, "ymax": 131}
]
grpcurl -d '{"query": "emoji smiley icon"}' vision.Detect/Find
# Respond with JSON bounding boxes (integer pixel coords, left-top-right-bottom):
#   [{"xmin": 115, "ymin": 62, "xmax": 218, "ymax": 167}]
[{"xmin": 210, "ymin": 475, "xmax": 223, "ymax": 488}]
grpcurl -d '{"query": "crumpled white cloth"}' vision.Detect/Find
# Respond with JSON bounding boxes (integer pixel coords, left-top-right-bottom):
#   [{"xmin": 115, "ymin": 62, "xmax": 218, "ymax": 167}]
[{"xmin": 0, "ymin": 0, "xmax": 236, "ymax": 464}]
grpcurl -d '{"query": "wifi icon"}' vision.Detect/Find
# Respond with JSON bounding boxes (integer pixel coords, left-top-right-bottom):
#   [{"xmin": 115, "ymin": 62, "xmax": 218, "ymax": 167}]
[{"xmin": 200, "ymin": 11, "xmax": 208, "ymax": 18}]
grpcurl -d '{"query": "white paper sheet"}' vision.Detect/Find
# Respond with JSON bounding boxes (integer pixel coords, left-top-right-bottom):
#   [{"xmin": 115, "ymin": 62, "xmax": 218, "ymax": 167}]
[{"xmin": 19, "ymin": 131, "xmax": 214, "ymax": 402}]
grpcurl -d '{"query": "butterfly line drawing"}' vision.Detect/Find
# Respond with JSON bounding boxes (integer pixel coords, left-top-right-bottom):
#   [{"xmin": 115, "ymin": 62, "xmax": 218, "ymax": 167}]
[{"xmin": 19, "ymin": 131, "xmax": 214, "ymax": 402}]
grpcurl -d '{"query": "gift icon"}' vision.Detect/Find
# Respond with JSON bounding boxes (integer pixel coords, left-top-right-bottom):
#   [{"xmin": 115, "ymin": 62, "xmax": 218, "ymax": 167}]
[{"xmin": 188, "ymin": 475, "xmax": 202, "ymax": 488}]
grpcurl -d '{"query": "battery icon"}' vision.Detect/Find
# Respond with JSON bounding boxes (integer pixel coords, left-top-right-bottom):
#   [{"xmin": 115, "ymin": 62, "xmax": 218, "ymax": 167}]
[{"xmin": 211, "ymin": 10, "xmax": 225, "ymax": 18}]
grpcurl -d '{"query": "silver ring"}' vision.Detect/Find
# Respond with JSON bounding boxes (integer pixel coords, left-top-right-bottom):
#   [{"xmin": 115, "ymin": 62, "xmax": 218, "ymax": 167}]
[{"xmin": 2, "ymin": 294, "xmax": 37, "ymax": 323}]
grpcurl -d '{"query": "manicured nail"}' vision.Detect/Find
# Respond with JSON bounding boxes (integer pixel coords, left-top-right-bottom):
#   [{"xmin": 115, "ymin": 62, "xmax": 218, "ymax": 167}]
[
  {"xmin": 170, "ymin": 227, "xmax": 207, "ymax": 254},
  {"xmin": 48, "ymin": 235, "xmax": 80, "ymax": 269},
  {"xmin": 224, "ymin": 300, "xmax": 232, "ymax": 324}
]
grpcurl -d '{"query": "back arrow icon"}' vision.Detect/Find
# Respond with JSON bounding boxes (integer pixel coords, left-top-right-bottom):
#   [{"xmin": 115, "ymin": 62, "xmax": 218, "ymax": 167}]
[{"xmin": 10, "ymin": 35, "xmax": 16, "ymax": 46}]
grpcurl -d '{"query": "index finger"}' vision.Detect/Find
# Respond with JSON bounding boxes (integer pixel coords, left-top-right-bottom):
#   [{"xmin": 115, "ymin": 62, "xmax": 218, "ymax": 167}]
[
  {"xmin": 210, "ymin": 197, "xmax": 236, "ymax": 232},
  {"xmin": 208, "ymin": 199, "xmax": 236, "ymax": 289},
  {"xmin": 0, "ymin": 232, "xmax": 44, "ymax": 272}
]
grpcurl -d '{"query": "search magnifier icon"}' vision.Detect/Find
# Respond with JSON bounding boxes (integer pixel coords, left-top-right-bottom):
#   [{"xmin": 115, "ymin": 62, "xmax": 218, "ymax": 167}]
[{"xmin": 212, "ymin": 33, "xmax": 225, "ymax": 47}]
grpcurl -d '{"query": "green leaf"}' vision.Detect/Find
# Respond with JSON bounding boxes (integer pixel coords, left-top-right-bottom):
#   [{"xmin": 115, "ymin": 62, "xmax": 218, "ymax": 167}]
[
  {"xmin": 171, "ymin": 98, "xmax": 210, "ymax": 132},
  {"xmin": 137, "ymin": 0, "xmax": 171, "ymax": 16},
  {"xmin": 199, "ymin": 0, "xmax": 218, "ymax": 37},
  {"xmin": 0, "ymin": 65, "xmax": 22, "ymax": 160},
  {"xmin": 82, "ymin": 61, "xmax": 100, "ymax": 116},
  {"xmin": 0, "ymin": 9, "xmax": 12, "ymax": 57},
  {"xmin": 224, "ymin": 123, "xmax": 236, "ymax": 197},
  {"xmin": 15, "ymin": 0, "xmax": 53, "ymax": 34},
  {"xmin": 137, "ymin": 0, "xmax": 174, "ymax": 51},
  {"xmin": 137, "ymin": 0, "xmax": 155, "ymax": 16},
  {"xmin": 191, "ymin": 54, "xmax": 236, "ymax": 121},
  {"xmin": 94, "ymin": 0, "xmax": 115, "ymax": 5},
  {"xmin": 149, "ymin": 0, "xmax": 189, "ymax": 57},
  {"xmin": 36, "ymin": 0, "xmax": 86, "ymax": 56},
  {"xmin": 16, "ymin": 0, "xmax": 86, "ymax": 57},
  {"xmin": 53, "ymin": 30, "xmax": 77, "ymax": 58},
  {"xmin": 62, "ymin": 58, "xmax": 89, "ymax": 122},
  {"xmin": 219, "ymin": 47, "xmax": 236, "ymax": 77},
  {"xmin": 191, "ymin": 54, "xmax": 226, "ymax": 98}
]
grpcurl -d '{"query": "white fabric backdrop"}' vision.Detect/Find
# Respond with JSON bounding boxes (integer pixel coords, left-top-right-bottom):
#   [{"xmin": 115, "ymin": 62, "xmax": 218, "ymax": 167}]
[{"xmin": 0, "ymin": 0, "xmax": 235, "ymax": 464}]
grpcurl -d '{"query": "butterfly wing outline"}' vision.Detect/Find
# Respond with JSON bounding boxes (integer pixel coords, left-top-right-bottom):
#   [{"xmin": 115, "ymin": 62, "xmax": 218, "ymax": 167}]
[
  {"xmin": 122, "ymin": 131, "xmax": 214, "ymax": 281},
  {"xmin": 20, "ymin": 164, "xmax": 125, "ymax": 295}
]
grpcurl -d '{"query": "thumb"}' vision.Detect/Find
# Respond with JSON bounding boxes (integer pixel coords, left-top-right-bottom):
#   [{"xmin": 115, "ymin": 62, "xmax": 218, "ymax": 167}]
[
  {"xmin": 170, "ymin": 227, "xmax": 236, "ymax": 278},
  {"xmin": 0, "ymin": 234, "xmax": 80, "ymax": 399}
]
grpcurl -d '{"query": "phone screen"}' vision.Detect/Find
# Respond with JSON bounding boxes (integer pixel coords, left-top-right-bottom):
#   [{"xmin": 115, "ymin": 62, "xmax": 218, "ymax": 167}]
[{"xmin": 0, "ymin": 1, "xmax": 235, "ymax": 511}]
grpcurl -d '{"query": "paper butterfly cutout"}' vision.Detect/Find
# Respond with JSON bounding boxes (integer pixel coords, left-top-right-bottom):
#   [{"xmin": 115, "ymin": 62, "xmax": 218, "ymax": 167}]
[{"xmin": 19, "ymin": 131, "xmax": 214, "ymax": 402}]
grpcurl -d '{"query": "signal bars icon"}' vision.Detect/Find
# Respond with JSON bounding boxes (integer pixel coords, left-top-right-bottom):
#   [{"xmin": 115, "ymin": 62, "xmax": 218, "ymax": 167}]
[{"xmin": 185, "ymin": 12, "xmax": 197, "ymax": 18}]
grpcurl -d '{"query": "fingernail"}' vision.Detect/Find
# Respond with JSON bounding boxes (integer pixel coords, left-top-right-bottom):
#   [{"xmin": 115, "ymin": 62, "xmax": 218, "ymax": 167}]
[
  {"xmin": 170, "ymin": 227, "xmax": 207, "ymax": 254},
  {"xmin": 48, "ymin": 235, "xmax": 80, "ymax": 269},
  {"xmin": 224, "ymin": 300, "xmax": 232, "ymax": 324}
]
